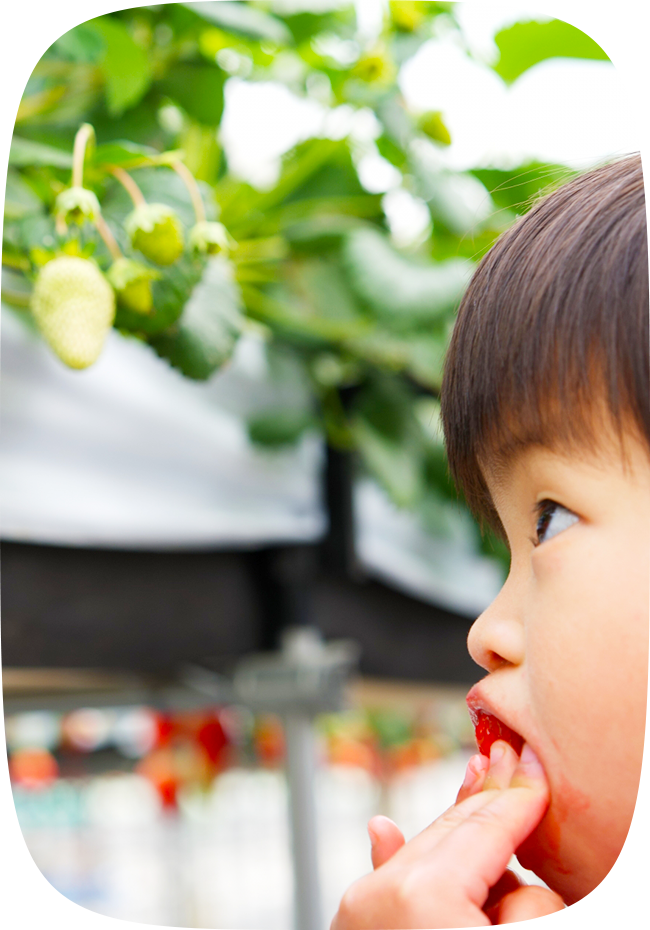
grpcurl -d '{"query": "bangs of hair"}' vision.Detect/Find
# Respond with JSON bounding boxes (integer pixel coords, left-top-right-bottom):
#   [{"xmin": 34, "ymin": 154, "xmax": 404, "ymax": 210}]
[{"xmin": 440, "ymin": 154, "xmax": 649, "ymax": 534}]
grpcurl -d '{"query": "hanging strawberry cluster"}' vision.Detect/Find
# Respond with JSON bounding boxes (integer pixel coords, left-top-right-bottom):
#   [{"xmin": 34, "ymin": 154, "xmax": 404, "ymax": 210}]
[{"xmin": 28, "ymin": 123, "xmax": 235, "ymax": 370}]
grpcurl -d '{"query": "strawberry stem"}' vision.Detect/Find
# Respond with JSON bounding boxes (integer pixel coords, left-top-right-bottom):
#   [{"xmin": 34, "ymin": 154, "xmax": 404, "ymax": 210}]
[
  {"xmin": 69, "ymin": 123, "xmax": 122, "ymax": 261},
  {"xmin": 72, "ymin": 123, "xmax": 95, "ymax": 189},
  {"xmin": 110, "ymin": 165, "xmax": 147, "ymax": 207},
  {"xmin": 170, "ymin": 160, "xmax": 206, "ymax": 224},
  {"xmin": 93, "ymin": 212, "xmax": 122, "ymax": 261}
]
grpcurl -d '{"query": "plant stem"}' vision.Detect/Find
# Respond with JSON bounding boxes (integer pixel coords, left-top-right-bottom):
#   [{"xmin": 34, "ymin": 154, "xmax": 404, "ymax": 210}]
[
  {"xmin": 72, "ymin": 123, "xmax": 95, "ymax": 189},
  {"xmin": 93, "ymin": 212, "xmax": 122, "ymax": 261},
  {"xmin": 170, "ymin": 160, "xmax": 206, "ymax": 224},
  {"xmin": 1, "ymin": 252, "xmax": 31, "ymax": 271},
  {"xmin": 1, "ymin": 290, "xmax": 31, "ymax": 308},
  {"xmin": 70, "ymin": 123, "xmax": 122, "ymax": 261},
  {"xmin": 110, "ymin": 165, "xmax": 147, "ymax": 207}
]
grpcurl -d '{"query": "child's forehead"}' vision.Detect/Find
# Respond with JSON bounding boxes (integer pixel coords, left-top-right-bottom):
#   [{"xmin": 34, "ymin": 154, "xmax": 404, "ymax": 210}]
[{"xmin": 480, "ymin": 426, "xmax": 649, "ymax": 498}]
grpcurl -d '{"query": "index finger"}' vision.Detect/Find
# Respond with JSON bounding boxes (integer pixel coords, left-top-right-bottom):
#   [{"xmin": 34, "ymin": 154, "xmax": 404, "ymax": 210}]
[
  {"xmin": 373, "ymin": 743, "xmax": 547, "ymax": 872},
  {"xmin": 435, "ymin": 745, "xmax": 549, "ymax": 905}
]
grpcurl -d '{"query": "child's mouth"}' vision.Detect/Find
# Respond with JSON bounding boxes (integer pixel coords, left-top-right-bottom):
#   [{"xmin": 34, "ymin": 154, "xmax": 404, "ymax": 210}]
[
  {"xmin": 471, "ymin": 708, "xmax": 524, "ymax": 757},
  {"xmin": 466, "ymin": 689, "xmax": 524, "ymax": 757}
]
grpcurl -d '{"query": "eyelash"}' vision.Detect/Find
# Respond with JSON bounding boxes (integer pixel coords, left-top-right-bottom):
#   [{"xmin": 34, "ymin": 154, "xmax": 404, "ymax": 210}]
[{"xmin": 533, "ymin": 499, "xmax": 574, "ymax": 546}]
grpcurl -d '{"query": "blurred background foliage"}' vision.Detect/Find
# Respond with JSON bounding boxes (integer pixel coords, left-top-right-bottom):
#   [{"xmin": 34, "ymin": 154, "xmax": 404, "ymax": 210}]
[{"xmin": 3, "ymin": 1, "xmax": 609, "ymax": 570}]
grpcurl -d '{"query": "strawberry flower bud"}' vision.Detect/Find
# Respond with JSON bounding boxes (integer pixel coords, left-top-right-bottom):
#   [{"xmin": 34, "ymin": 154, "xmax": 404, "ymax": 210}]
[
  {"xmin": 30, "ymin": 256, "xmax": 115, "ymax": 369},
  {"xmin": 55, "ymin": 186, "xmax": 101, "ymax": 225},
  {"xmin": 125, "ymin": 203, "xmax": 184, "ymax": 266},
  {"xmin": 107, "ymin": 258, "xmax": 161, "ymax": 315},
  {"xmin": 189, "ymin": 221, "xmax": 234, "ymax": 255}
]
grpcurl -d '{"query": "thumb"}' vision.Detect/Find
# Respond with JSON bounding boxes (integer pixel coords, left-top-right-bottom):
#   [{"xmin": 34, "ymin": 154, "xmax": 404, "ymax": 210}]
[
  {"xmin": 482, "ymin": 869, "xmax": 525, "ymax": 923},
  {"xmin": 368, "ymin": 815, "xmax": 405, "ymax": 869},
  {"xmin": 496, "ymin": 885, "xmax": 565, "ymax": 923}
]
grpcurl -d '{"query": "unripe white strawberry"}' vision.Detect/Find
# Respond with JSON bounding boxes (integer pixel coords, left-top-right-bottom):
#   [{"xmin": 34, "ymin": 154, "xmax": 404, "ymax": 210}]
[
  {"xmin": 30, "ymin": 256, "xmax": 115, "ymax": 369},
  {"xmin": 125, "ymin": 203, "xmax": 184, "ymax": 266}
]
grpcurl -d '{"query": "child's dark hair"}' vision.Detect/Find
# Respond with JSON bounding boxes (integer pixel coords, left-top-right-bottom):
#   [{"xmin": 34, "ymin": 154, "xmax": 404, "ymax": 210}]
[{"xmin": 440, "ymin": 154, "xmax": 648, "ymax": 535}]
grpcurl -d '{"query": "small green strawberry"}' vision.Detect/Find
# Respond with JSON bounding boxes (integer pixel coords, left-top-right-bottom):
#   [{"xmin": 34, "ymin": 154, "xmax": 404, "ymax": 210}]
[
  {"xmin": 55, "ymin": 186, "xmax": 101, "ymax": 225},
  {"xmin": 125, "ymin": 203, "xmax": 184, "ymax": 266},
  {"xmin": 351, "ymin": 44, "xmax": 397, "ymax": 85},
  {"xmin": 417, "ymin": 111, "xmax": 452, "ymax": 147},
  {"xmin": 107, "ymin": 258, "xmax": 160, "ymax": 315},
  {"xmin": 30, "ymin": 256, "xmax": 115, "ymax": 369},
  {"xmin": 189, "ymin": 221, "xmax": 234, "ymax": 255},
  {"xmin": 389, "ymin": 1, "xmax": 426, "ymax": 33}
]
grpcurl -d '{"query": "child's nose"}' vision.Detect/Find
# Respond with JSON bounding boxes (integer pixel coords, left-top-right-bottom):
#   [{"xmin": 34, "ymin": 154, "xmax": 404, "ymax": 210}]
[{"xmin": 467, "ymin": 577, "xmax": 526, "ymax": 672}]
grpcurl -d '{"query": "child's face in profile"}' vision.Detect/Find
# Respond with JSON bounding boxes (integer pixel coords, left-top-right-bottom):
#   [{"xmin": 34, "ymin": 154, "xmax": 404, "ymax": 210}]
[{"xmin": 466, "ymin": 431, "xmax": 649, "ymax": 903}]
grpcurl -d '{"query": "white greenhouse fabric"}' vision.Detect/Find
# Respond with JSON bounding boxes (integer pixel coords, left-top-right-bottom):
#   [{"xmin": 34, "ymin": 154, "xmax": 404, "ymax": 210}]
[
  {"xmin": 1, "ymin": 310, "xmax": 502, "ymax": 615},
  {"xmin": 1, "ymin": 311, "xmax": 325, "ymax": 549}
]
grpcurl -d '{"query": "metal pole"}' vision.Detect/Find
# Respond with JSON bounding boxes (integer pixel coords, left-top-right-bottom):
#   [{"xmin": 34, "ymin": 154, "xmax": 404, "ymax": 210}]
[
  {"xmin": 231, "ymin": 628, "xmax": 359, "ymax": 930},
  {"xmin": 284, "ymin": 711, "xmax": 323, "ymax": 930}
]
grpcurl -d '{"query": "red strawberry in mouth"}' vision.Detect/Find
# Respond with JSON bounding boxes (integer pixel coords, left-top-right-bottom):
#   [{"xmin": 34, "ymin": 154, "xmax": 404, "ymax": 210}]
[{"xmin": 466, "ymin": 689, "xmax": 524, "ymax": 757}]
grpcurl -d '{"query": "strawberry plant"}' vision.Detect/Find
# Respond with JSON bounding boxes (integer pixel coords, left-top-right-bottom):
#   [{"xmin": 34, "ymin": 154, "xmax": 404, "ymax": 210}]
[{"xmin": 2, "ymin": 3, "xmax": 608, "ymax": 570}]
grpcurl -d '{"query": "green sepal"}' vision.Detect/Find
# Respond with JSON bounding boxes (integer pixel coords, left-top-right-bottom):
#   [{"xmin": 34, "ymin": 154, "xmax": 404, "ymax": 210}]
[
  {"xmin": 189, "ymin": 221, "xmax": 235, "ymax": 255},
  {"xmin": 107, "ymin": 257, "xmax": 161, "ymax": 314},
  {"xmin": 55, "ymin": 186, "xmax": 101, "ymax": 224}
]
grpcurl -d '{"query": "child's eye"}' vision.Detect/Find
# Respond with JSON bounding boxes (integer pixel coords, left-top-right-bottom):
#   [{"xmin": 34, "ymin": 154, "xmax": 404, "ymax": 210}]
[{"xmin": 535, "ymin": 500, "xmax": 579, "ymax": 545}]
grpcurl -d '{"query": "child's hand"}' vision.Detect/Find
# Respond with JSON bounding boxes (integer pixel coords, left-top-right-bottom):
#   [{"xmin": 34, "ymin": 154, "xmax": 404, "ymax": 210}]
[{"xmin": 330, "ymin": 742, "xmax": 565, "ymax": 928}]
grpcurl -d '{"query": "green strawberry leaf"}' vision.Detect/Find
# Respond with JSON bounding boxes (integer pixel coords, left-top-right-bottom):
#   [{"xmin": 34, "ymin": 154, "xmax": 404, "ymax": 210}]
[
  {"xmin": 9, "ymin": 137, "xmax": 73, "ymax": 169},
  {"xmin": 185, "ymin": 1, "xmax": 293, "ymax": 45},
  {"xmin": 15, "ymin": 213, "xmax": 58, "ymax": 254},
  {"xmin": 4, "ymin": 170, "xmax": 45, "ymax": 220},
  {"xmin": 346, "ymin": 330, "xmax": 447, "ymax": 391},
  {"xmin": 114, "ymin": 252, "xmax": 205, "ymax": 335},
  {"xmin": 86, "ymin": 16, "xmax": 153, "ymax": 116},
  {"xmin": 493, "ymin": 19, "xmax": 610, "ymax": 85},
  {"xmin": 151, "ymin": 255, "xmax": 244, "ymax": 379},
  {"xmin": 101, "ymin": 165, "xmax": 214, "ymax": 235},
  {"xmin": 36, "ymin": 0, "xmax": 105, "ymax": 64},
  {"xmin": 159, "ymin": 62, "xmax": 226, "ymax": 127},
  {"xmin": 349, "ymin": 373, "xmax": 429, "ymax": 507},
  {"xmin": 93, "ymin": 140, "xmax": 165, "ymax": 171},
  {"xmin": 247, "ymin": 408, "xmax": 317, "ymax": 448},
  {"xmin": 352, "ymin": 417, "xmax": 423, "ymax": 508},
  {"xmin": 342, "ymin": 227, "xmax": 471, "ymax": 328}
]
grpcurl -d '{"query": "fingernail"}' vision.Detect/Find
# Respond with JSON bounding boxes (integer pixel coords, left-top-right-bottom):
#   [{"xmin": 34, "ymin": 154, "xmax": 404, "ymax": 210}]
[
  {"xmin": 461, "ymin": 754, "xmax": 484, "ymax": 789},
  {"xmin": 489, "ymin": 741, "xmax": 507, "ymax": 767},
  {"xmin": 518, "ymin": 743, "xmax": 544, "ymax": 776}
]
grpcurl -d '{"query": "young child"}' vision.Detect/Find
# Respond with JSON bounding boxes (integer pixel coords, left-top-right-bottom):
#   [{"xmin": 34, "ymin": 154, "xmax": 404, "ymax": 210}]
[{"xmin": 331, "ymin": 154, "xmax": 649, "ymax": 927}]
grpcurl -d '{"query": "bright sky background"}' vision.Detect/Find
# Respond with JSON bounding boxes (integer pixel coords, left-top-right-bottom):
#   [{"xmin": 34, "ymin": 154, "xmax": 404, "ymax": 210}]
[
  {"xmin": 219, "ymin": 0, "xmax": 637, "ymax": 205},
  {"xmin": 403, "ymin": 0, "xmax": 650, "ymax": 167}
]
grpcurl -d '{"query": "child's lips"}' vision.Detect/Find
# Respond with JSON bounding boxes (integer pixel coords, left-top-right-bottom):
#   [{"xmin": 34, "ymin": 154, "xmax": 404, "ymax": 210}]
[{"xmin": 466, "ymin": 686, "xmax": 524, "ymax": 757}]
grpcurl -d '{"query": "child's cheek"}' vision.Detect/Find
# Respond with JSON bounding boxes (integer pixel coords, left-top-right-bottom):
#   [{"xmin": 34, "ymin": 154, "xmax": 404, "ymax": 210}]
[{"xmin": 531, "ymin": 542, "xmax": 566, "ymax": 582}]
